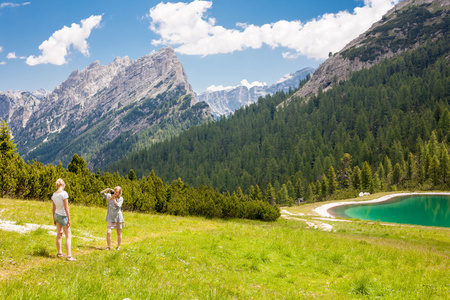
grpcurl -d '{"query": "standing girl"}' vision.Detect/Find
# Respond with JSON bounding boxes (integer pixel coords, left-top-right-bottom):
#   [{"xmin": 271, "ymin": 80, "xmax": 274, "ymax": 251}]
[
  {"xmin": 51, "ymin": 178, "xmax": 76, "ymax": 261},
  {"xmin": 101, "ymin": 186, "xmax": 125, "ymax": 250}
]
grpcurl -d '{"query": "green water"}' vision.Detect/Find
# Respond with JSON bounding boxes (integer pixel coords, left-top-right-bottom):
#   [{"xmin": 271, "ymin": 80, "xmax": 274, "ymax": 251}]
[{"xmin": 331, "ymin": 195, "xmax": 450, "ymax": 228}]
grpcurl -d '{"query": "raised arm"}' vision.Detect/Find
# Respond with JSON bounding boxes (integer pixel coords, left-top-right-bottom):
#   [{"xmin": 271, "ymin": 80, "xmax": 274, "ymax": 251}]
[{"xmin": 101, "ymin": 188, "xmax": 113, "ymax": 194}]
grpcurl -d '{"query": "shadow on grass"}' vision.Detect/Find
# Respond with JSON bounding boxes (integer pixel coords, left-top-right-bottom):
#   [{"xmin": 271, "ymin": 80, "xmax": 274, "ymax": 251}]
[{"xmin": 31, "ymin": 246, "xmax": 52, "ymax": 258}]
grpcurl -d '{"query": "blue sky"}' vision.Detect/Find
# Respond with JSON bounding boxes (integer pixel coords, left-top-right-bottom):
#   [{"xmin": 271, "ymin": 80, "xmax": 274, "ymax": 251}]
[{"xmin": 0, "ymin": 0, "xmax": 399, "ymax": 93}]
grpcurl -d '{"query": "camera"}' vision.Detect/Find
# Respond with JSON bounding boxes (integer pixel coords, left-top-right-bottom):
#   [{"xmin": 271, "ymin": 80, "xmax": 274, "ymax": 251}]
[{"xmin": 110, "ymin": 190, "xmax": 115, "ymax": 194}]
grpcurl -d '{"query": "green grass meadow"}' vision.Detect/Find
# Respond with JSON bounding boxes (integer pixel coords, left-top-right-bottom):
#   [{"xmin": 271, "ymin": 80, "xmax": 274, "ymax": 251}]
[{"xmin": 0, "ymin": 196, "xmax": 449, "ymax": 299}]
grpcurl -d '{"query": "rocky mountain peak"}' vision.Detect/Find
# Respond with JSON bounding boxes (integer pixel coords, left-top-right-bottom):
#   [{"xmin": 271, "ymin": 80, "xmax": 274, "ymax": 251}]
[
  {"xmin": 4, "ymin": 46, "xmax": 211, "ymax": 169},
  {"xmin": 289, "ymin": 0, "xmax": 449, "ymax": 103}
]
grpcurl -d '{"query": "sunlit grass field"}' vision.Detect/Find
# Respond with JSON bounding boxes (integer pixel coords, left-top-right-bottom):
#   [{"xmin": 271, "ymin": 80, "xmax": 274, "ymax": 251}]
[{"xmin": 1, "ymin": 195, "xmax": 449, "ymax": 299}]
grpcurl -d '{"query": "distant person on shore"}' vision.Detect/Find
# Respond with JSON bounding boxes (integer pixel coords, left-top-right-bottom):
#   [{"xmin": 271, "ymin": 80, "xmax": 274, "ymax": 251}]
[
  {"xmin": 101, "ymin": 186, "xmax": 125, "ymax": 250},
  {"xmin": 51, "ymin": 178, "xmax": 76, "ymax": 261}
]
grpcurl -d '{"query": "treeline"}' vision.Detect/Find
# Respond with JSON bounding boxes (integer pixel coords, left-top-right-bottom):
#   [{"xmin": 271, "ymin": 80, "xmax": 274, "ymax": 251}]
[
  {"xmin": 0, "ymin": 121, "xmax": 280, "ymax": 221},
  {"xmin": 110, "ymin": 33, "xmax": 450, "ymax": 205}
]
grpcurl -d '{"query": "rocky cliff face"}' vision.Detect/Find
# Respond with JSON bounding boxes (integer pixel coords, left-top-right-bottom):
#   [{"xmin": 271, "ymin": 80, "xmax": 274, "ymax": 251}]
[
  {"xmin": 198, "ymin": 68, "xmax": 314, "ymax": 117},
  {"xmin": 2, "ymin": 47, "xmax": 213, "ymax": 169},
  {"xmin": 290, "ymin": 0, "xmax": 449, "ymax": 102}
]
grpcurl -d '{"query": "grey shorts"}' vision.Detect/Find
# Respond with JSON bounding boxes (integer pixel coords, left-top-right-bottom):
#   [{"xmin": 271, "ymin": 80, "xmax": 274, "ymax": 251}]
[{"xmin": 54, "ymin": 213, "xmax": 68, "ymax": 226}]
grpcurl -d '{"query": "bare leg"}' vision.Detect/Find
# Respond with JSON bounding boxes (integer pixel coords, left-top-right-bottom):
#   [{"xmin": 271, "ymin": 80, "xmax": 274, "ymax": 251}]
[
  {"xmin": 106, "ymin": 228, "xmax": 112, "ymax": 249},
  {"xmin": 117, "ymin": 228, "xmax": 122, "ymax": 249},
  {"xmin": 62, "ymin": 225, "xmax": 72, "ymax": 257},
  {"xmin": 56, "ymin": 223, "xmax": 63, "ymax": 255}
]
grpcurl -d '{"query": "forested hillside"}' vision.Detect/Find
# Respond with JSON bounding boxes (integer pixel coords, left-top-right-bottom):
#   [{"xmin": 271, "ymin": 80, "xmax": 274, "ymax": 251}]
[
  {"xmin": 0, "ymin": 120, "xmax": 280, "ymax": 221},
  {"xmin": 110, "ymin": 32, "xmax": 450, "ymax": 204}
]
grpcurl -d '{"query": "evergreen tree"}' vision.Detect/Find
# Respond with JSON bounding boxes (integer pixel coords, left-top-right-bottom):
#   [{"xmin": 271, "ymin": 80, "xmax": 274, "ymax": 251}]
[
  {"xmin": 285, "ymin": 180, "xmax": 295, "ymax": 200},
  {"xmin": 373, "ymin": 172, "xmax": 381, "ymax": 192},
  {"xmin": 392, "ymin": 163, "xmax": 402, "ymax": 185},
  {"xmin": 277, "ymin": 184, "xmax": 291, "ymax": 206},
  {"xmin": 295, "ymin": 178, "xmax": 304, "ymax": 199},
  {"xmin": 339, "ymin": 153, "xmax": 352, "ymax": 188},
  {"xmin": 430, "ymin": 155, "xmax": 440, "ymax": 186},
  {"xmin": 406, "ymin": 152, "xmax": 415, "ymax": 180},
  {"xmin": 352, "ymin": 166, "xmax": 362, "ymax": 191},
  {"xmin": 327, "ymin": 166, "xmax": 338, "ymax": 195},
  {"xmin": 320, "ymin": 175, "xmax": 328, "ymax": 199},
  {"xmin": 264, "ymin": 183, "xmax": 276, "ymax": 205},
  {"xmin": 361, "ymin": 162, "xmax": 373, "ymax": 192},
  {"xmin": 305, "ymin": 183, "xmax": 315, "ymax": 202},
  {"xmin": 254, "ymin": 184, "xmax": 263, "ymax": 201},
  {"xmin": 127, "ymin": 169, "xmax": 137, "ymax": 181},
  {"xmin": 0, "ymin": 121, "xmax": 17, "ymax": 158},
  {"xmin": 439, "ymin": 145, "xmax": 450, "ymax": 184},
  {"xmin": 377, "ymin": 162, "xmax": 385, "ymax": 183},
  {"xmin": 67, "ymin": 154, "xmax": 88, "ymax": 175},
  {"xmin": 384, "ymin": 156, "xmax": 393, "ymax": 184}
]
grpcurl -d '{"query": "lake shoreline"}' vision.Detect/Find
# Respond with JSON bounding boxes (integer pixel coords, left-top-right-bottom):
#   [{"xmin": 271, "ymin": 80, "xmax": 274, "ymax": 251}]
[{"xmin": 314, "ymin": 192, "xmax": 450, "ymax": 218}]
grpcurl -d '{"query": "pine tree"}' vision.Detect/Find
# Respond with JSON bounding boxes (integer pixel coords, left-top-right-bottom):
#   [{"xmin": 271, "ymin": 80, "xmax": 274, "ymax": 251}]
[
  {"xmin": 430, "ymin": 155, "xmax": 440, "ymax": 186},
  {"xmin": 321, "ymin": 175, "xmax": 328, "ymax": 199},
  {"xmin": 128, "ymin": 169, "xmax": 137, "ymax": 181},
  {"xmin": 67, "ymin": 154, "xmax": 89, "ymax": 175},
  {"xmin": 406, "ymin": 152, "xmax": 415, "ymax": 180},
  {"xmin": 439, "ymin": 145, "xmax": 449, "ymax": 184},
  {"xmin": 339, "ymin": 153, "xmax": 352, "ymax": 188},
  {"xmin": 392, "ymin": 163, "xmax": 402, "ymax": 185},
  {"xmin": 327, "ymin": 166, "xmax": 338, "ymax": 195},
  {"xmin": 352, "ymin": 166, "xmax": 362, "ymax": 191},
  {"xmin": 295, "ymin": 178, "xmax": 304, "ymax": 199},
  {"xmin": 384, "ymin": 156, "xmax": 393, "ymax": 184},
  {"xmin": 264, "ymin": 183, "xmax": 276, "ymax": 205},
  {"xmin": 254, "ymin": 184, "xmax": 263, "ymax": 201},
  {"xmin": 0, "ymin": 121, "xmax": 17, "ymax": 158},
  {"xmin": 361, "ymin": 162, "xmax": 373, "ymax": 192},
  {"xmin": 277, "ymin": 184, "xmax": 290, "ymax": 206},
  {"xmin": 305, "ymin": 183, "xmax": 315, "ymax": 202}
]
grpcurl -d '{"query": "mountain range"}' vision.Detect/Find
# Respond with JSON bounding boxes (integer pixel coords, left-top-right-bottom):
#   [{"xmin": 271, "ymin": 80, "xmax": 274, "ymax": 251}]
[
  {"xmin": 0, "ymin": 47, "xmax": 212, "ymax": 169},
  {"xmin": 197, "ymin": 67, "xmax": 314, "ymax": 117}
]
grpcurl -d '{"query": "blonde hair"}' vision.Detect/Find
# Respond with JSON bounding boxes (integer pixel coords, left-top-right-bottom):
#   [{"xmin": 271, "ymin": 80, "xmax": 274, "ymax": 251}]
[
  {"xmin": 55, "ymin": 178, "xmax": 65, "ymax": 189},
  {"xmin": 114, "ymin": 186, "xmax": 123, "ymax": 197}
]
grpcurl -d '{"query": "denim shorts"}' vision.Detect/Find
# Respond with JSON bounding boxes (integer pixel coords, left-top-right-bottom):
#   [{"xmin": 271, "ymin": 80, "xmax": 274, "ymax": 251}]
[{"xmin": 54, "ymin": 213, "xmax": 68, "ymax": 226}]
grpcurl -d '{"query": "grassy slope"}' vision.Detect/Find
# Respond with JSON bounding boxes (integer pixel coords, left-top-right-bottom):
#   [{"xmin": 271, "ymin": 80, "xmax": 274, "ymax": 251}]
[{"xmin": 0, "ymin": 196, "xmax": 449, "ymax": 299}]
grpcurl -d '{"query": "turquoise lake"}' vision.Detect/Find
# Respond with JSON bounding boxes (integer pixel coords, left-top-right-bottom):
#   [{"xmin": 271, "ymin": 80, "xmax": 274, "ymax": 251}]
[{"xmin": 331, "ymin": 194, "xmax": 450, "ymax": 228}]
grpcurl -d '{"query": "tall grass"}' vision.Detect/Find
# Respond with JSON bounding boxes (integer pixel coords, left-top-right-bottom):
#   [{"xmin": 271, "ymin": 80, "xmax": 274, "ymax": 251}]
[{"xmin": 1, "ymin": 197, "xmax": 449, "ymax": 299}]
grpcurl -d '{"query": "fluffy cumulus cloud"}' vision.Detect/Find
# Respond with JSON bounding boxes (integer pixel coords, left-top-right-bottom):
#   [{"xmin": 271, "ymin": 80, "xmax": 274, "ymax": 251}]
[
  {"xmin": 148, "ymin": 0, "xmax": 399, "ymax": 60},
  {"xmin": 26, "ymin": 15, "xmax": 102, "ymax": 66}
]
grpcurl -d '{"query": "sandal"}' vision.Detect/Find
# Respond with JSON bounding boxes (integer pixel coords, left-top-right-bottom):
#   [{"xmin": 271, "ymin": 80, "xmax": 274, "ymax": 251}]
[
  {"xmin": 57, "ymin": 253, "xmax": 65, "ymax": 257},
  {"xmin": 66, "ymin": 256, "xmax": 76, "ymax": 261},
  {"xmin": 105, "ymin": 247, "xmax": 111, "ymax": 251},
  {"xmin": 116, "ymin": 247, "xmax": 120, "ymax": 251}
]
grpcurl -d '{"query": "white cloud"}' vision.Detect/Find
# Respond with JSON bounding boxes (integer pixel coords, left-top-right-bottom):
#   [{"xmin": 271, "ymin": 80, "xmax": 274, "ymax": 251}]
[
  {"xmin": 0, "ymin": 61, "xmax": 6, "ymax": 65},
  {"xmin": 148, "ymin": 0, "xmax": 399, "ymax": 60},
  {"xmin": 240, "ymin": 79, "xmax": 266, "ymax": 89},
  {"xmin": 206, "ymin": 84, "xmax": 235, "ymax": 92},
  {"xmin": 206, "ymin": 79, "xmax": 266, "ymax": 92},
  {"xmin": 7, "ymin": 52, "xmax": 26, "ymax": 59},
  {"xmin": 26, "ymin": 15, "xmax": 102, "ymax": 66},
  {"xmin": 0, "ymin": 46, "xmax": 3, "ymax": 52},
  {"xmin": 0, "ymin": 2, "xmax": 30, "ymax": 8}
]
